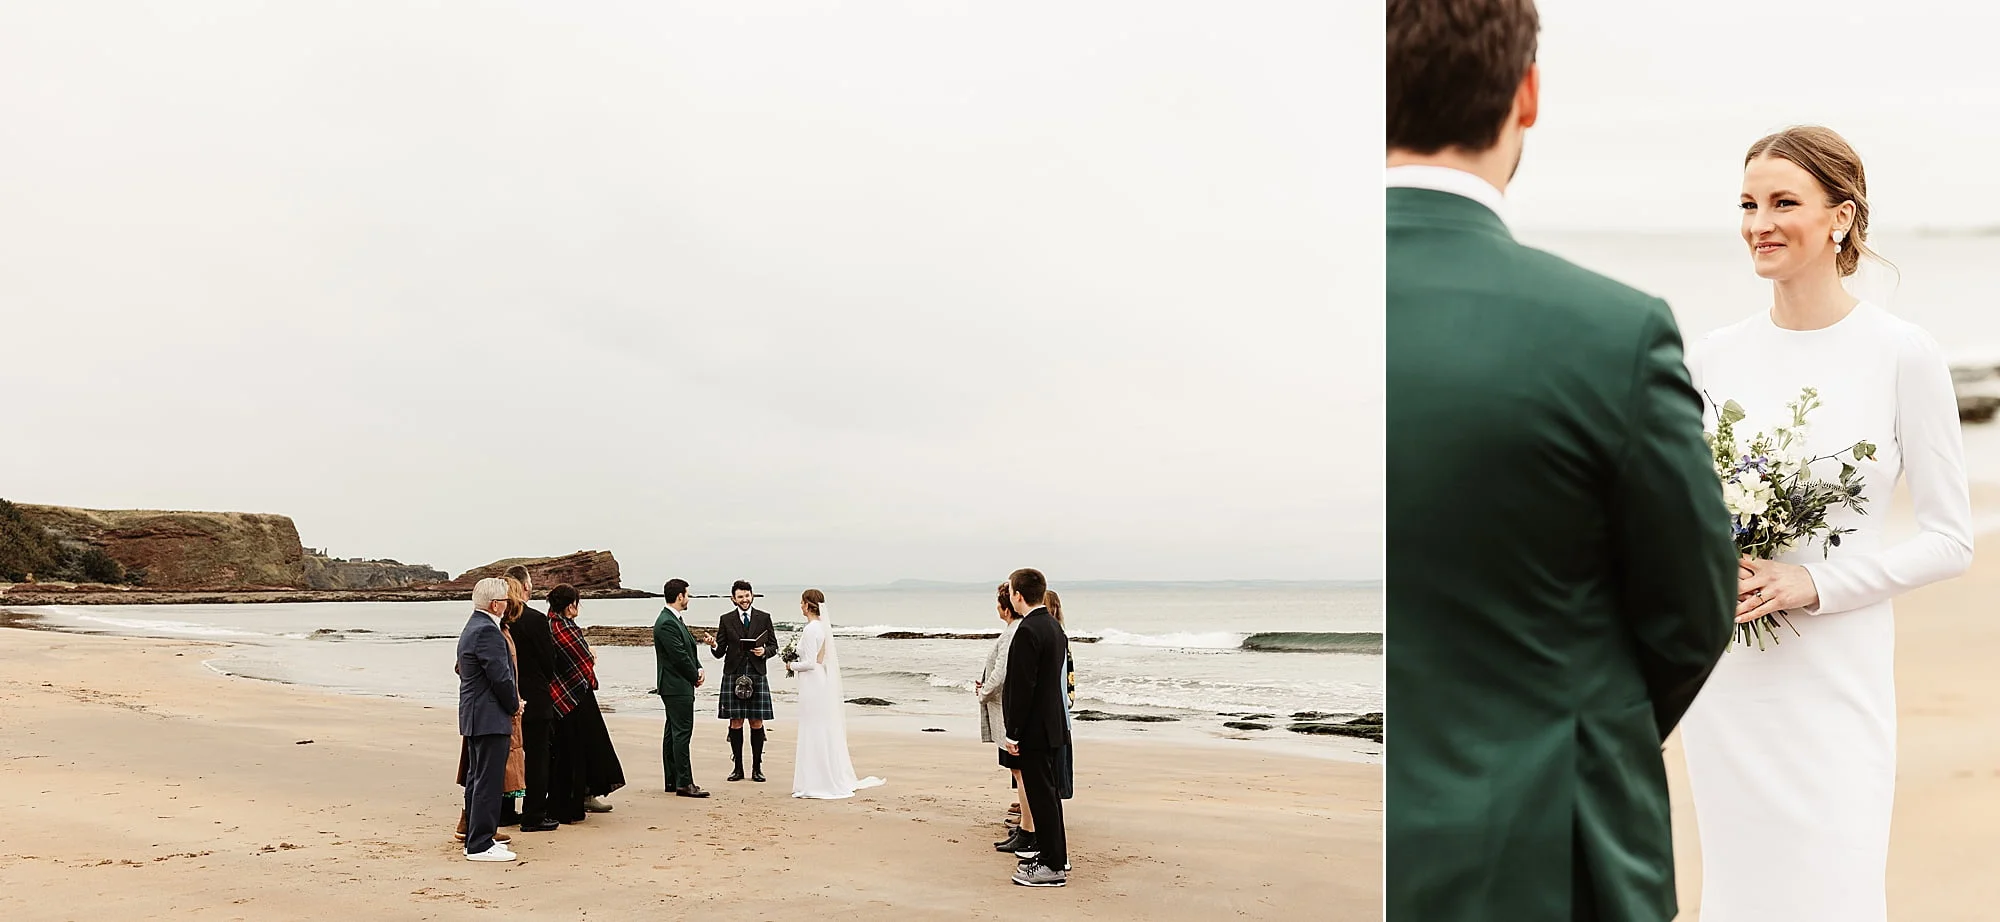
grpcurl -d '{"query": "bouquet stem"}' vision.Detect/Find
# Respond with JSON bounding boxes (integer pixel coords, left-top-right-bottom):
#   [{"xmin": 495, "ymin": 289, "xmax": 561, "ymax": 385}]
[{"xmin": 1735, "ymin": 610, "xmax": 1800, "ymax": 650}]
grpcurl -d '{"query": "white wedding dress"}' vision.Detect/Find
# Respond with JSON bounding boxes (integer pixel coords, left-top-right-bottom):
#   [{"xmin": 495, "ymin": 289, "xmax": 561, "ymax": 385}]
[
  {"xmin": 1681, "ymin": 301, "xmax": 1973, "ymax": 922},
  {"xmin": 789, "ymin": 614, "xmax": 885, "ymax": 800}
]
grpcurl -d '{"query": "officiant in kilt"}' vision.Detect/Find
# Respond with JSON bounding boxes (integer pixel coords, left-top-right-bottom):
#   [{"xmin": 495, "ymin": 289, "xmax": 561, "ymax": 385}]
[{"xmin": 707, "ymin": 580, "xmax": 779, "ymax": 782}]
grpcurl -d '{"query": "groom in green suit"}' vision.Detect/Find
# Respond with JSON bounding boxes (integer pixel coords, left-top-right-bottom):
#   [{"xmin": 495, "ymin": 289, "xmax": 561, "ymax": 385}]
[
  {"xmin": 1386, "ymin": 1, "xmax": 1738, "ymax": 920},
  {"xmin": 653, "ymin": 579, "xmax": 709, "ymax": 798}
]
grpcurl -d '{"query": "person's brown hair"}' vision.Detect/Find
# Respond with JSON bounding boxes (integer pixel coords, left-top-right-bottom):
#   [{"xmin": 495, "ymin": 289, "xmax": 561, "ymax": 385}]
[
  {"xmin": 996, "ymin": 582, "xmax": 1015, "ymax": 620},
  {"xmin": 1387, "ymin": 0, "xmax": 1540, "ymax": 154},
  {"xmin": 1744, "ymin": 126, "xmax": 1879, "ymax": 278},
  {"xmin": 1008, "ymin": 568, "xmax": 1047, "ymax": 607},
  {"xmin": 1045, "ymin": 590, "xmax": 1065, "ymax": 629},
  {"xmin": 801, "ymin": 588, "xmax": 825, "ymax": 617},
  {"xmin": 503, "ymin": 575, "xmax": 527, "ymax": 622},
  {"xmin": 505, "ymin": 564, "xmax": 532, "ymax": 592}
]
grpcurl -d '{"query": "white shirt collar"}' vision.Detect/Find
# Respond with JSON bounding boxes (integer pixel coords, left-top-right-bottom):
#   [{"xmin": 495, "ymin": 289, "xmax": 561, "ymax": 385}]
[
  {"xmin": 482, "ymin": 609, "xmax": 502, "ymax": 628},
  {"xmin": 1386, "ymin": 165, "xmax": 1509, "ymax": 227}
]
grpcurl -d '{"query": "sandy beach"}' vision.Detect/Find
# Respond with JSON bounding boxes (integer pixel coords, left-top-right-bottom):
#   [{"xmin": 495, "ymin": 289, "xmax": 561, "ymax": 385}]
[
  {"xmin": 0, "ymin": 628, "xmax": 1379, "ymax": 921},
  {"xmin": 1666, "ymin": 484, "xmax": 2000, "ymax": 920}
]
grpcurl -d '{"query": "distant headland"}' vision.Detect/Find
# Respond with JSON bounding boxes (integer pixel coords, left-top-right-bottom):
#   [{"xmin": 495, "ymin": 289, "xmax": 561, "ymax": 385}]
[{"xmin": 0, "ymin": 499, "xmax": 653, "ymax": 606}]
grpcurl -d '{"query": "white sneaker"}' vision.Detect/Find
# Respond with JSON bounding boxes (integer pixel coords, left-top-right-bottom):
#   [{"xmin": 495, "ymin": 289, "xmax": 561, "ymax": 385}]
[{"xmin": 465, "ymin": 845, "xmax": 517, "ymax": 862}]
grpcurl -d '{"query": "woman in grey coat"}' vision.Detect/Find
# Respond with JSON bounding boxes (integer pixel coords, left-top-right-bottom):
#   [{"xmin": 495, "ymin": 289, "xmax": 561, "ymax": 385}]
[{"xmin": 978, "ymin": 582, "xmax": 1031, "ymax": 849}]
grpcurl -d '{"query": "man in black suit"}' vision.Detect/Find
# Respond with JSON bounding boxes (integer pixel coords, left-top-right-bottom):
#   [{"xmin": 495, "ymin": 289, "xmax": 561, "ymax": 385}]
[
  {"xmin": 503, "ymin": 565, "xmax": 562, "ymax": 833},
  {"xmin": 1003, "ymin": 567, "xmax": 1071, "ymax": 888},
  {"xmin": 457, "ymin": 577, "xmax": 522, "ymax": 862},
  {"xmin": 705, "ymin": 579, "xmax": 779, "ymax": 782}
]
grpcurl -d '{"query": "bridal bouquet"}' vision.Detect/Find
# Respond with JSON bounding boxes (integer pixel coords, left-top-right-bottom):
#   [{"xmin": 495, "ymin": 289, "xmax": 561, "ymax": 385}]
[
  {"xmin": 1707, "ymin": 386, "xmax": 1874, "ymax": 649},
  {"xmin": 781, "ymin": 635, "xmax": 799, "ymax": 664}
]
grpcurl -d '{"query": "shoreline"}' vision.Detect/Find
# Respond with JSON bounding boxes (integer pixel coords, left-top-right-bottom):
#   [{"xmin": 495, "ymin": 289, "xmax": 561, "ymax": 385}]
[
  {"xmin": 0, "ymin": 628, "xmax": 1379, "ymax": 919},
  {"xmin": 0, "ymin": 608, "xmax": 1384, "ymax": 761}
]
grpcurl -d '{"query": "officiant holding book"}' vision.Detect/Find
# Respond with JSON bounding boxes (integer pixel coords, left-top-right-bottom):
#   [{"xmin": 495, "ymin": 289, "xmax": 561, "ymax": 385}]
[{"xmin": 707, "ymin": 580, "xmax": 779, "ymax": 782}]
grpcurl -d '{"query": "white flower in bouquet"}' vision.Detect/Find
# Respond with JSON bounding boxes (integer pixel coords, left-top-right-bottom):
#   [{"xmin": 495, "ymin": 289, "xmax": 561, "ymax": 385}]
[
  {"xmin": 1722, "ymin": 479, "xmax": 1770, "ymax": 518},
  {"xmin": 1705, "ymin": 386, "xmax": 1876, "ymax": 650}
]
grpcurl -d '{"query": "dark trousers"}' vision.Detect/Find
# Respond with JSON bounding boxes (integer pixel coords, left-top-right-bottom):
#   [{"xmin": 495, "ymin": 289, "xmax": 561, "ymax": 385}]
[
  {"xmin": 1019, "ymin": 747, "xmax": 1067, "ymax": 868},
  {"xmin": 462, "ymin": 733, "xmax": 510, "ymax": 853},
  {"xmin": 521, "ymin": 716, "xmax": 554, "ymax": 823},
  {"xmin": 661, "ymin": 695, "xmax": 695, "ymax": 790}
]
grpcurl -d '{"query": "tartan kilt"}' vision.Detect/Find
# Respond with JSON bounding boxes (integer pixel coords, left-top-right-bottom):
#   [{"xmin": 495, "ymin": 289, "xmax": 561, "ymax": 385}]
[{"xmin": 716, "ymin": 673, "xmax": 775, "ymax": 721}]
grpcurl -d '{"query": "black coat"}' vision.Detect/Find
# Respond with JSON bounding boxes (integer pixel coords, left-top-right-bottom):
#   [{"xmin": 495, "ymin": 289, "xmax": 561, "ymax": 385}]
[
  {"xmin": 511, "ymin": 605, "xmax": 561, "ymax": 720},
  {"xmin": 1003, "ymin": 607, "xmax": 1072, "ymax": 753},
  {"xmin": 710, "ymin": 607, "xmax": 779, "ymax": 677}
]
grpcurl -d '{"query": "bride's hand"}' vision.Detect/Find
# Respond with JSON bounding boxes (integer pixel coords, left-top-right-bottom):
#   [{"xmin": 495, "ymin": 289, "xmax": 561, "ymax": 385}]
[{"xmin": 1735, "ymin": 557, "xmax": 1819, "ymax": 623}]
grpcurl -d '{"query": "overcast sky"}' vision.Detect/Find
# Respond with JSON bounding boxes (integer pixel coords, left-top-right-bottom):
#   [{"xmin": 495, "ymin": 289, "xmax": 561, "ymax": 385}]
[
  {"xmin": 0, "ymin": 2, "xmax": 1380, "ymax": 587},
  {"xmin": 1510, "ymin": 0, "xmax": 2000, "ymax": 232}
]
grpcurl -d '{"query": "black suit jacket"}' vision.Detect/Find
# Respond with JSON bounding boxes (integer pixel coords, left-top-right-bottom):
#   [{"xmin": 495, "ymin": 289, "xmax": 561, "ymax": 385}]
[
  {"xmin": 710, "ymin": 607, "xmax": 779, "ymax": 677},
  {"xmin": 511, "ymin": 605, "xmax": 560, "ymax": 720},
  {"xmin": 1002, "ymin": 608, "xmax": 1072, "ymax": 752}
]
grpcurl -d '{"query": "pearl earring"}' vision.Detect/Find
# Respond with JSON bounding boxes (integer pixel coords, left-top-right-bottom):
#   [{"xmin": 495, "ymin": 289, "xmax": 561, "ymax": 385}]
[{"xmin": 1833, "ymin": 228, "xmax": 1847, "ymax": 253}]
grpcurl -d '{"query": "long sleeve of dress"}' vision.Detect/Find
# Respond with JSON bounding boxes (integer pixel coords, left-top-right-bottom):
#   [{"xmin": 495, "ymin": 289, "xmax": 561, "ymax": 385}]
[
  {"xmin": 1804, "ymin": 329, "xmax": 1975, "ymax": 615},
  {"xmin": 790, "ymin": 623, "xmax": 825, "ymax": 673}
]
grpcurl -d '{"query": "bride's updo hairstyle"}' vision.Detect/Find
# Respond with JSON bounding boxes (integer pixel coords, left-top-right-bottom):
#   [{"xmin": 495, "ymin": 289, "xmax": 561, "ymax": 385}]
[
  {"xmin": 1743, "ymin": 125, "xmax": 1876, "ymax": 278},
  {"xmin": 801, "ymin": 588, "xmax": 825, "ymax": 617}
]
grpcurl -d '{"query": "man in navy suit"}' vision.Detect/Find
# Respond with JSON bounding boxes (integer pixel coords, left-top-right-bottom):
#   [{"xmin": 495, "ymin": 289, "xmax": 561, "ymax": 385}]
[{"xmin": 458, "ymin": 577, "xmax": 522, "ymax": 862}]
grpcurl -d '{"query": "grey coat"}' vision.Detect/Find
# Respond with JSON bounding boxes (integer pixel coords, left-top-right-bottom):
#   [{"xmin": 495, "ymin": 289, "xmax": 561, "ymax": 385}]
[
  {"xmin": 456, "ymin": 612, "xmax": 519, "ymax": 737},
  {"xmin": 978, "ymin": 620, "xmax": 1020, "ymax": 744}
]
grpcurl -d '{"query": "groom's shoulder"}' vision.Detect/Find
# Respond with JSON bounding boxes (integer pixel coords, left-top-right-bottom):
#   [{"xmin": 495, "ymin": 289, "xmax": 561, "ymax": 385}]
[
  {"xmin": 1504, "ymin": 242, "xmax": 1677, "ymax": 341},
  {"xmin": 1512, "ymin": 242, "xmax": 1668, "ymax": 315}
]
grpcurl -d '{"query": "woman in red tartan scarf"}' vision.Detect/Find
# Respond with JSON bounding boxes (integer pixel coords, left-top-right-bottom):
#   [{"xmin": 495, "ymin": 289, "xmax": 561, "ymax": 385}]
[{"xmin": 544, "ymin": 583, "xmax": 626, "ymax": 823}]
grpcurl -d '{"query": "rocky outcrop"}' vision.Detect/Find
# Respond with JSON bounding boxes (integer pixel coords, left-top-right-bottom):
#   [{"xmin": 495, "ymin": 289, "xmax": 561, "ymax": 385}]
[
  {"xmin": 433, "ymin": 551, "xmax": 628, "ymax": 596},
  {"xmin": 0, "ymin": 585, "xmax": 652, "ymax": 606},
  {"xmin": 1288, "ymin": 712, "xmax": 1384, "ymax": 743},
  {"xmin": 302, "ymin": 555, "xmax": 448, "ymax": 591},
  {"xmin": 1952, "ymin": 365, "xmax": 2000, "ymax": 422},
  {"xmin": 585, "ymin": 623, "xmax": 719, "ymax": 647},
  {"xmin": 16, "ymin": 505, "xmax": 306, "ymax": 589}
]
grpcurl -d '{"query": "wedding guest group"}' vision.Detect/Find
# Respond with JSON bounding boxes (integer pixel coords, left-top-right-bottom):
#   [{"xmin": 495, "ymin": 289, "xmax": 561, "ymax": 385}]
[
  {"xmin": 998, "ymin": 568, "xmax": 1073, "ymax": 888},
  {"xmin": 452, "ymin": 575, "xmax": 625, "ymax": 862}
]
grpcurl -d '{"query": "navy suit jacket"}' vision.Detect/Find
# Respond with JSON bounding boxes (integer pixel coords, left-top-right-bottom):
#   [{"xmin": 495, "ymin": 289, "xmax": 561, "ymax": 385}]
[{"xmin": 457, "ymin": 612, "xmax": 519, "ymax": 737}]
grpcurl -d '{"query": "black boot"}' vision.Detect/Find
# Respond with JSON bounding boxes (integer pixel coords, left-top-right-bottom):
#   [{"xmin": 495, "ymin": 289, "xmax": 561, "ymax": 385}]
[
  {"xmin": 994, "ymin": 827, "xmax": 1026, "ymax": 850},
  {"xmin": 727, "ymin": 727, "xmax": 745, "ymax": 782},
  {"xmin": 750, "ymin": 727, "xmax": 767, "ymax": 782}
]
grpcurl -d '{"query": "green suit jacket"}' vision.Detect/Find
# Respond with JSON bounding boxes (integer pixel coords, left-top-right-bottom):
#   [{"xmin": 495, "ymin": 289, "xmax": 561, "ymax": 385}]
[
  {"xmin": 1386, "ymin": 186, "xmax": 1737, "ymax": 922},
  {"xmin": 652, "ymin": 607, "xmax": 702, "ymax": 699}
]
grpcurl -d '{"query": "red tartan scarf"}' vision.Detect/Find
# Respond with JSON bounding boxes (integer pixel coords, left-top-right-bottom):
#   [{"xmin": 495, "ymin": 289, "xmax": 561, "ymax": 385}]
[{"xmin": 549, "ymin": 613, "xmax": 597, "ymax": 718}]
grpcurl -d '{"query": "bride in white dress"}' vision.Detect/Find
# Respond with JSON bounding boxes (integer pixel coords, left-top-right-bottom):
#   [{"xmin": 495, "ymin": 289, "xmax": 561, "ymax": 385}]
[
  {"xmin": 1681, "ymin": 126, "xmax": 1973, "ymax": 922},
  {"xmin": 784, "ymin": 590, "xmax": 885, "ymax": 800}
]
